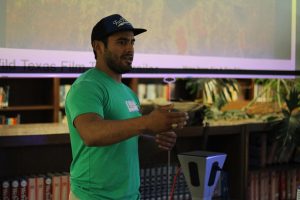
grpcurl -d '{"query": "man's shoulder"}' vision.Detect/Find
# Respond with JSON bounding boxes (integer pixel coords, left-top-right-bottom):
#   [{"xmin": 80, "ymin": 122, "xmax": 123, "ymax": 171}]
[{"xmin": 74, "ymin": 69, "xmax": 102, "ymax": 85}]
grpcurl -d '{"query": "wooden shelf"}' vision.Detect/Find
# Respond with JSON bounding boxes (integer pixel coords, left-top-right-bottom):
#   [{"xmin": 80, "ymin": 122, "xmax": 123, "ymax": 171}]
[
  {"xmin": 0, "ymin": 133, "xmax": 70, "ymax": 147},
  {"xmin": 0, "ymin": 105, "xmax": 54, "ymax": 111},
  {"xmin": 0, "ymin": 123, "xmax": 68, "ymax": 136},
  {"xmin": 0, "ymin": 123, "xmax": 69, "ymax": 147},
  {"xmin": 249, "ymin": 163, "xmax": 300, "ymax": 172}
]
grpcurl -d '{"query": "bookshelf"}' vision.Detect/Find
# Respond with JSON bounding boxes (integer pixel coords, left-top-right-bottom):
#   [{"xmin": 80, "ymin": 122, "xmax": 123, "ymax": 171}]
[
  {"xmin": 0, "ymin": 77, "xmax": 256, "ymax": 124},
  {"xmin": 0, "ymin": 78, "xmax": 58, "ymax": 124},
  {"xmin": 0, "ymin": 77, "xmax": 299, "ymax": 200}
]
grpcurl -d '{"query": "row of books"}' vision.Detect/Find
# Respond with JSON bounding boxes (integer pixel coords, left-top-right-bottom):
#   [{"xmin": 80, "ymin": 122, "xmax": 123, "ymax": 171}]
[
  {"xmin": 58, "ymin": 111, "xmax": 68, "ymax": 124},
  {"xmin": 140, "ymin": 165, "xmax": 229, "ymax": 200},
  {"xmin": 0, "ymin": 114, "xmax": 21, "ymax": 125},
  {"xmin": 59, "ymin": 85, "xmax": 71, "ymax": 108},
  {"xmin": 137, "ymin": 81, "xmax": 239, "ymax": 105},
  {"xmin": 1, "ymin": 167, "xmax": 231, "ymax": 200},
  {"xmin": 1, "ymin": 172, "xmax": 69, "ymax": 200},
  {"xmin": 137, "ymin": 83, "xmax": 170, "ymax": 105},
  {"xmin": 140, "ymin": 165, "xmax": 190, "ymax": 200},
  {"xmin": 58, "ymin": 85, "xmax": 71, "ymax": 125},
  {"xmin": 248, "ymin": 168, "xmax": 300, "ymax": 200},
  {"xmin": 0, "ymin": 84, "xmax": 71, "ymax": 109},
  {"xmin": 0, "ymin": 85, "xmax": 9, "ymax": 108}
]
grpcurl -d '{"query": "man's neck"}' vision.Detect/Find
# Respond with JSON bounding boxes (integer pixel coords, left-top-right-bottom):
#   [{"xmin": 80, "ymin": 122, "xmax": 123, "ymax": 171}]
[{"xmin": 95, "ymin": 62, "xmax": 122, "ymax": 82}]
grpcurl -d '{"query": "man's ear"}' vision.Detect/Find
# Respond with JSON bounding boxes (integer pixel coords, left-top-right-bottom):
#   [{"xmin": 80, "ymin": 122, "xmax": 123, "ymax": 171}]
[{"xmin": 92, "ymin": 40, "xmax": 105, "ymax": 54}]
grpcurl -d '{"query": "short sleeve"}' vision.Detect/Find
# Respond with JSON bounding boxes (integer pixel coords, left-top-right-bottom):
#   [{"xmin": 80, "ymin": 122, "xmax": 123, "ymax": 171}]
[{"xmin": 66, "ymin": 80, "xmax": 106, "ymax": 124}]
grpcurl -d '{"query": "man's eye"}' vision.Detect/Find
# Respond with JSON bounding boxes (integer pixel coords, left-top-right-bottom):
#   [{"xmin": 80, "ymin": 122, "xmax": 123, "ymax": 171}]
[
  {"xmin": 117, "ymin": 40, "xmax": 134, "ymax": 46},
  {"xmin": 118, "ymin": 41, "xmax": 127, "ymax": 45}
]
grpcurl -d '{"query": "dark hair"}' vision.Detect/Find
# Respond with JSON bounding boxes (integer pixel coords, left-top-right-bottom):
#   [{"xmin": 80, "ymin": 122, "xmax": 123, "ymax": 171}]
[{"xmin": 93, "ymin": 37, "xmax": 108, "ymax": 60}]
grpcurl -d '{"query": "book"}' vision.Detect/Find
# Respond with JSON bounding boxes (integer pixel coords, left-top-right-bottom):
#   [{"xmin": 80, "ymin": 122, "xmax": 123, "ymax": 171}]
[
  {"xmin": 137, "ymin": 84, "xmax": 147, "ymax": 102},
  {"xmin": 2, "ymin": 180, "xmax": 10, "ymax": 200},
  {"xmin": 11, "ymin": 179, "xmax": 19, "ymax": 200},
  {"xmin": 269, "ymin": 170, "xmax": 279, "ymax": 200},
  {"xmin": 0, "ymin": 87, "xmax": 3, "ymax": 107},
  {"xmin": 254, "ymin": 172, "xmax": 259, "ymax": 200},
  {"xmin": 248, "ymin": 172, "xmax": 254, "ymax": 200},
  {"xmin": 279, "ymin": 170, "xmax": 287, "ymax": 200},
  {"xmin": 59, "ymin": 84, "xmax": 71, "ymax": 108},
  {"xmin": 0, "ymin": 115, "xmax": 5, "ymax": 124},
  {"xmin": 44, "ymin": 175, "xmax": 52, "ymax": 200},
  {"xmin": 297, "ymin": 186, "xmax": 300, "ymax": 200},
  {"xmin": 60, "ymin": 173, "xmax": 69, "ymax": 200},
  {"xmin": 291, "ymin": 169, "xmax": 297, "ymax": 200},
  {"xmin": 48, "ymin": 173, "xmax": 61, "ymax": 200},
  {"xmin": 6, "ymin": 114, "xmax": 21, "ymax": 125},
  {"xmin": 286, "ymin": 170, "xmax": 294, "ymax": 200},
  {"xmin": 0, "ymin": 86, "xmax": 9, "ymax": 108},
  {"xmin": 27, "ymin": 176, "xmax": 36, "ymax": 200},
  {"xmin": 19, "ymin": 178, "xmax": 28, "ymax": 200},
  {"xmin": 36, "ymin": 175, "xmax": 44, "ymax": 200},
  {"xmin": 260, "ymin": 171, "xmax": 269, "ymax": 200}
]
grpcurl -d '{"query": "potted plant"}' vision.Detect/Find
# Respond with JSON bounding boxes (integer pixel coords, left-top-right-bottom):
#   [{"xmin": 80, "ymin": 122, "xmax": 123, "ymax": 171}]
[{"xmin": 243, "ymin": 78, "xmax": 300, "ymax": 163}]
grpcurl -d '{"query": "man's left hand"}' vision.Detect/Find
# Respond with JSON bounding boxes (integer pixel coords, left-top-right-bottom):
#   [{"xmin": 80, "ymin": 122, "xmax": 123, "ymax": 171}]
[{"xmin": 155, "ymin": 131, "xmax": 177, "ymax": 151}]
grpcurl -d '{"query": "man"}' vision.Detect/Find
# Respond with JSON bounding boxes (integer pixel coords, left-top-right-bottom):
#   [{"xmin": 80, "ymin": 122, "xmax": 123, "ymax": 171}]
[{"xmin": 65, "ymin": 14, "xmax": 188, "ymax": 200}]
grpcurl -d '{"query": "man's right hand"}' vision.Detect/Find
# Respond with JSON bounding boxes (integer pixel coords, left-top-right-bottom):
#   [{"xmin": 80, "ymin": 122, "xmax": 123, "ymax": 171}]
[{"xmin": 144, "ymin": 104, "xmax": 189, "ymax": 134}]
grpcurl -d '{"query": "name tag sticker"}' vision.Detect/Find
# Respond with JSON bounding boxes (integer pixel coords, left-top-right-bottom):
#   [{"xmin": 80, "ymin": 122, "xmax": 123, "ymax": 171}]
[{"xmin": 126, "ymin": 100, "xmax": 139, "ymax": 112}]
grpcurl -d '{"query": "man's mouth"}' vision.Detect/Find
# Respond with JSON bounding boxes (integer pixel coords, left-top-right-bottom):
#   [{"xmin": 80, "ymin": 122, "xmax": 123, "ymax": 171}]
[{"xmin": 122, "ymin": 55, "xmax": 133, "ymax": 64}]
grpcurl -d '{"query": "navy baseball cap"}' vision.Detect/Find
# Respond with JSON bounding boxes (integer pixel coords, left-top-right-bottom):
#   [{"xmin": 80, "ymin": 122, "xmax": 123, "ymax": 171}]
[{"xmin": 91, "ymin": 14, "xmax": 147, "ymax": 43}]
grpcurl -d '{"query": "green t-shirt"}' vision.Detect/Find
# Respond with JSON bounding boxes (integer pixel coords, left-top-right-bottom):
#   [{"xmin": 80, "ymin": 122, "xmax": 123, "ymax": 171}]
[{"xmin": 65, "ymin": 68, "xmax": 141, "ymax": 200}]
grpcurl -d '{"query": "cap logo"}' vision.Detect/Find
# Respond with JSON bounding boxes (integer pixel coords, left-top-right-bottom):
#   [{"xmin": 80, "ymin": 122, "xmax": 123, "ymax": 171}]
[{"xmin": 113, "ymin": 17, "xmax": 132, "ymax": 27}]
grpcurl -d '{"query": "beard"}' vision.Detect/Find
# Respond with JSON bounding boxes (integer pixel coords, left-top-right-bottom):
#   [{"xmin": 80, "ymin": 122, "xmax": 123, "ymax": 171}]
[{"xmin": 104, "ymin": 49, "xmax": 133, "ymax": 74}]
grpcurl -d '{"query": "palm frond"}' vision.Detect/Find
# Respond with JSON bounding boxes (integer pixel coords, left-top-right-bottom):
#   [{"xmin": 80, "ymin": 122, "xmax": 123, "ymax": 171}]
[{"xmin": 285, "ymin": 88, "xmax": 300, "ymax": 112}]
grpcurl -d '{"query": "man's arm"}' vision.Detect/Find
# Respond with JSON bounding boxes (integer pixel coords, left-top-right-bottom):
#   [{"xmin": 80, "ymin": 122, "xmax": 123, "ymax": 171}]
[{"xmin": 74, "ymin": 105, "xmax": 188, "ymax": 146}]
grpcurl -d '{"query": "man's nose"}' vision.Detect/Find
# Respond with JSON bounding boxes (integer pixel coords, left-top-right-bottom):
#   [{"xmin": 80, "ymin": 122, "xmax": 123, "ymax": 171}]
[{"xmin": 126, "ymin": 43, "xmax": 134, "ymax": 52}]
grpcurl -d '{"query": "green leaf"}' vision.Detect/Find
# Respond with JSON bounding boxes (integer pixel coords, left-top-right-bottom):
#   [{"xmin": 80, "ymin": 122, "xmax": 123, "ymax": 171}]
[
  {"xmin": 285, "ymin": 89, "xmax": 300, "ymax": 112},
  {"xmin": 281, "ymin": 109, "xmax": 290, "ymax": 117}
]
